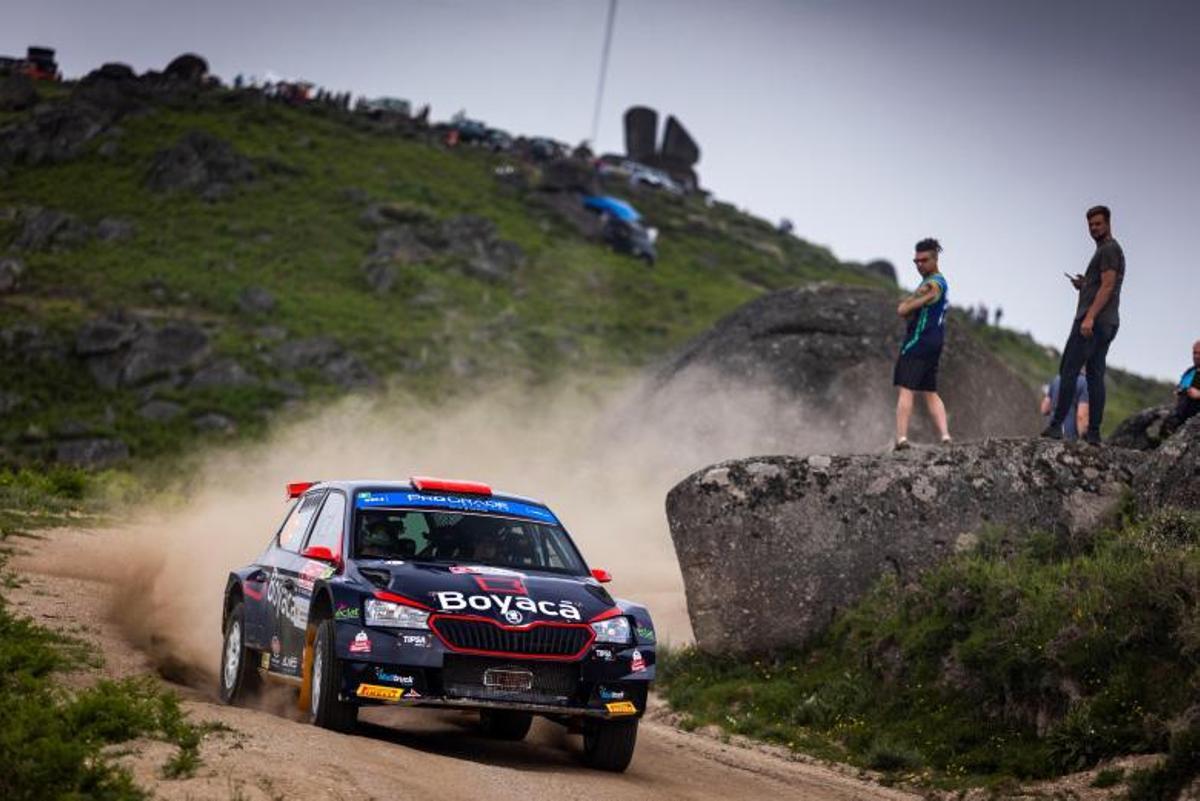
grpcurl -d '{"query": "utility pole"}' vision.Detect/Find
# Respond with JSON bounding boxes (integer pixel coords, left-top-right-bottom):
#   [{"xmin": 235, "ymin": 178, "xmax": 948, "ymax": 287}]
[{"xmin": 590, "ymin": 0, "xmax": 618, "ymax": 147}]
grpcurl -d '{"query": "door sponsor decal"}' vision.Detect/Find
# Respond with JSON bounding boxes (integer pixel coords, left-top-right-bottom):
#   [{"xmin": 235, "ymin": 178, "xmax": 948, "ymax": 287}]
[{"xmin": 349, "ymin": 631, "xmax": 372, "ymax": 654}]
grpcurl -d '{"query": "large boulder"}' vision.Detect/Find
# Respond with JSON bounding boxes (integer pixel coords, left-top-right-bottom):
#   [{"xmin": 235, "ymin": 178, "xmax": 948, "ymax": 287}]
[
  {"xmin": 651, "ymin": 284, "xmax": 1040, "ymax": 450},
  {"xmin": 11, "ymin": 207, "xmax": 90, "ymax": 251},
  {"xmin": 269, "ymin": 337, "xmax": 377, "ymax": 389},
  {"xmin": 0, "ymin": 257, "xmax": 24, "ymax": 293},
  {"xmin": 145, "ymin": 130, "xmax": 257, "ymax": 197},
  {"xmin": 0, "ymin": 101, "xmax": 112, "ymax": 166},
  {"xmin": 164, "ymin": 54, "xmax": 209, "ymax": 82},
  {"xmin": 74, "ymin": 315, "xmax": 211, "ymax": 389},
  {"xmin": 1109, "ymin": 403, "xmax": 1173, "ymax": 451},
  {"xmin": 54, "ymin": 437, "xmax": 130, "ymax": 468},
  {"xmin": 666, "ymin": 439, "xmax": 1144, "ymax": 655},
  {"xmin": 1134, "ymin": 414, "xmax": 1200, "ymax": 513}
]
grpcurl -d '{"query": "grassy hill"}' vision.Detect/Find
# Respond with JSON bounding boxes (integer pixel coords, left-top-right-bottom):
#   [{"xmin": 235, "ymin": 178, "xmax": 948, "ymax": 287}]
[{"xmin": 0, "ymin": 76, "xmax": 1170, "ymax": 478}]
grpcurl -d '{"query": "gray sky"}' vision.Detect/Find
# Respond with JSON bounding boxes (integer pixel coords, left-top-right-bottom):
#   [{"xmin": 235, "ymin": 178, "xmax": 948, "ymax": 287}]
[{"xmin": 7, "ymin": 0, "xmax": 1199, "ymax": 380}]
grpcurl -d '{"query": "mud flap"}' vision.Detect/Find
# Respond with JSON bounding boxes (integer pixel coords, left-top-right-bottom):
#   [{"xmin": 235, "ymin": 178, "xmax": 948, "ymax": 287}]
[{"xmin": 296, "ymin": 623, "xmax": 318, "ymax": 711}]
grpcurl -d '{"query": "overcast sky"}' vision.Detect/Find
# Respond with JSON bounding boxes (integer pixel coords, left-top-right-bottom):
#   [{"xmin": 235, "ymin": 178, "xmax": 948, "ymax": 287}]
[{"xmin": 7, "ymin": 0, "xmax": 1198, "ymax": 381}]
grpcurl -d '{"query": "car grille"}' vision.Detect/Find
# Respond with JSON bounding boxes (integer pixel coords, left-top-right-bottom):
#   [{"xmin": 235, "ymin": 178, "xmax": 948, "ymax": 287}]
[
  {"xmin": 431, "ymin": 617, "xmax": 592, "ymax": 659},
  {"xmin": 442, "ymin": 655, "xmax": 579, "ymax": 705}
]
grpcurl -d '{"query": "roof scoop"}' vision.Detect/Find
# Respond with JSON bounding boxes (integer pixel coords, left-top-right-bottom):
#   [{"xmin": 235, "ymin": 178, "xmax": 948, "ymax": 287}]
[{"xmin": 410, "ymin": 476, "xmax": 492, "ymax": 496}]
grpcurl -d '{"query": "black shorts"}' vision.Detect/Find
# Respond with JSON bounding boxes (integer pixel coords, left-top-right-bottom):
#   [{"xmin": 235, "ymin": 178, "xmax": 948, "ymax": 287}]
[{"xmin": 893, "ymin": 351, "xmax": 941, "ymax": 392}]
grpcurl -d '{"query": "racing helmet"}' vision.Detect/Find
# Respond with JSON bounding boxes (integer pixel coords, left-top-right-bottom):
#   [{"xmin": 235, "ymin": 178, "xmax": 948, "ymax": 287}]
[{"xmin": 360, "ymin": 516, "xmax": 401, "ymax": 555}]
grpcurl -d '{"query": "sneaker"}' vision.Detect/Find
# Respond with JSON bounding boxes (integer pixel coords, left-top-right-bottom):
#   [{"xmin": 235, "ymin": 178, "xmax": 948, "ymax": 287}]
[
  {"xmin": 1084, "ymin": 430, "xmax": 1102, "ymax": 446},
  {"xmin": 894, "ymin": 438, "xmax": 911, "ymax": 451},
  {"xmin": 1040, "ymin": 424, "xmax": 1063, "ymax": 440}
]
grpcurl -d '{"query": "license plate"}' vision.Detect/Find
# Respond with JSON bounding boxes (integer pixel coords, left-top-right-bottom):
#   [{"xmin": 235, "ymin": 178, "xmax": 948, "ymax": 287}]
[{"xmin": 483, "ymin": 666, "xmax": 534, "ymax": 692}]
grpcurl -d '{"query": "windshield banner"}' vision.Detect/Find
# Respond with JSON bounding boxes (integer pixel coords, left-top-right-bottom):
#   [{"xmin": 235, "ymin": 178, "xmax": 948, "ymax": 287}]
[{"xmin": 355, "ymin": 491, "xmax": 558, "ymax": 524}]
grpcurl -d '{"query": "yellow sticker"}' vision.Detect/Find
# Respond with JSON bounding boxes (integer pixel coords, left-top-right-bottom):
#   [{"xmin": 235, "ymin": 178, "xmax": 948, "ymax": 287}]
[
  {"xmin": 356, "ymin": 683, "xmax": 404, "ymax": 701},
  {"xmin": 260, "ymin": 652, "xmax": 270, "ymax": 669},
  {"xmin": 606, "ymin": 701, "xmax": 637, "ymax": 715}
]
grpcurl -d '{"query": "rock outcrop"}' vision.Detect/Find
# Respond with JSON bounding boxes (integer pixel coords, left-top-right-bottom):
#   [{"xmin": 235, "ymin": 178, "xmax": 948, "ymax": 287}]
[
  {"xmin": 666, "ymin": 439, "xmax": 1144, "ymax": 655},
  {"xmin": 75, "ymin": 315, "xmax": 211, "ymax": 389},
  {"xmin": 145, "ymin": 130, "xmax": 257, "ymax": 199},
  {"xmin": 1109, "ymin": 403, "xmax": 1173, "ymax": 451},
  {"xmin": 1134, "ymin": 414, "xmax": 1200, "ymax": 513},
  {"xmin": 652, "ymin": 284, "xmax": 1040, "ymax": 448}
]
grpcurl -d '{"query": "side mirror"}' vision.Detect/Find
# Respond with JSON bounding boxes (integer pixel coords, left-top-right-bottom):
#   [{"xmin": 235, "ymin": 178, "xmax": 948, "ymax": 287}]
[
  {"xmin": 591, "ymin": 568, "xmax": 612, "ymax": 583},
  {"xmin": 302, "ymin": 545, "xmax": 339, "ymax": 564}
]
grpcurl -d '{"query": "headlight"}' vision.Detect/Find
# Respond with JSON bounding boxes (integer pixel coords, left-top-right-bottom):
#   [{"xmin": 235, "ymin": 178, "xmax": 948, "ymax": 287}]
[
  {"xmin": 591, "ymin": 616, "xmax": 632, "ymax": 644},
  {"xmin": 364, "ymin": 598, "xmax": 430, "ymax": 629}
]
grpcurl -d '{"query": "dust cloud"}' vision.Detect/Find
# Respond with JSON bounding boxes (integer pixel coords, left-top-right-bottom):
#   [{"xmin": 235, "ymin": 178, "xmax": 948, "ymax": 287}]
[{"xmin": 79, "ymin": 368, "xmax": 881, "ymax": 688}]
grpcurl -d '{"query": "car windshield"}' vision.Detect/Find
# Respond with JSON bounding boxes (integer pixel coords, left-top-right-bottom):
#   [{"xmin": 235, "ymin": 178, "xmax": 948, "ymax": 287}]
[{"xmin": 353, "ymin": 508, "xmax": 588, "ymax": 576}]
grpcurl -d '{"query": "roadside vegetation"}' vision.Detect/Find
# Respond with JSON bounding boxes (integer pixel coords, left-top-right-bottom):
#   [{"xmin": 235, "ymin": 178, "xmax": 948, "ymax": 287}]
[
  {"xmin": 0, "ymin": 488, "xmax": 213, "ymax": 800},
  {"xmin": 659, "ymin": 508, "xmax": 1200, "ymax": 797}
]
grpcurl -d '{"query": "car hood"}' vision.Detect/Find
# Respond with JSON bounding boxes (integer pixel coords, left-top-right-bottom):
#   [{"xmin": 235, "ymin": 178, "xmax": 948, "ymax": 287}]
[{"xmin": 363, "ymin": 561, "xmax": 617, "ymax": 625}]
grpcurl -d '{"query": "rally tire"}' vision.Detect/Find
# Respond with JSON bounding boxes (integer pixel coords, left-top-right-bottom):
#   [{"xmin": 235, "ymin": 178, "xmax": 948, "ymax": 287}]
[
  {"xmin": 219, "ymin": 601, "xmax": 261, "ymax": 705},
  {"xmin": 479, "ymin": 710, "xmax": 533, "ymax": 741},
  {"xmin": 581, "ymin": 719, "xmax": 638, "ymax": 772},
  {"xmin": 309, "ymin": 618, "xmax": 358, "ymax": 732}
]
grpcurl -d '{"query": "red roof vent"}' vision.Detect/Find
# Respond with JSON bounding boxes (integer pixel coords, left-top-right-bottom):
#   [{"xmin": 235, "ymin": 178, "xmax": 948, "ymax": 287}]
[
  {"xmin": 410, "ymin": 476, "xmax": 492, "ymax": 496},
  {"xmin": 286, "ymin": 481, "xmax": 317, "ymax": 498}
]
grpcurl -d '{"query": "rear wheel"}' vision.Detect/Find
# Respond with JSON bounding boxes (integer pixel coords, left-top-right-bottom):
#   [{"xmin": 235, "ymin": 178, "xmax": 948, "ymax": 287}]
[
  {"xmin": 309, "ymin": 618, "xmax": 358, "ymax": 732},
  {"xmin": 581, "ymin": 719, "xmax": 639, "ymax": 772},
  {"xmin": 219, "ymin": 601, "xmax": 260, "ymax": 704},
  {"xmin": 479, "ymin": 710, "xmax": 533, "ymax": 741}
]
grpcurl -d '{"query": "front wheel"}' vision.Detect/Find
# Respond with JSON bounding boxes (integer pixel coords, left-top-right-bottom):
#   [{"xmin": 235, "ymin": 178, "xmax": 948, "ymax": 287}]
[
  {"xmin": 309, "ymin": 618, "xmax": 358, "ymax": 732},
  {"xmin": 480, "ymin": 710, "xmax": 533, "ymax": 741},
  {"xmin": 581, "ymin": 719, "xmax": 638, "ymax": 772},
  {"xmin": 219, "ymin": 601, "xmax": 260, "ymax": 704}
]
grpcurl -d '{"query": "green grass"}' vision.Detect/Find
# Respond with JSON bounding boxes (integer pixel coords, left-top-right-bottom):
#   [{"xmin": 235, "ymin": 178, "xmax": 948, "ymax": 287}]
[
  {"xmin": 658, "ymin": 509, "xmax": 1200, "ymax": 790},
  {"xmin": 0, "ymin": 484, "xmax": 210, "ymax": 799}
]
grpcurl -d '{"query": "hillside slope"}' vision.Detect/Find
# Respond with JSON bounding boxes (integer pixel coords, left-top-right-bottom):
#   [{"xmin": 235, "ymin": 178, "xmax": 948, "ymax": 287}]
[{"xmin": 0, "ymin": 73, "xmax": 1168, "ymax": 470}]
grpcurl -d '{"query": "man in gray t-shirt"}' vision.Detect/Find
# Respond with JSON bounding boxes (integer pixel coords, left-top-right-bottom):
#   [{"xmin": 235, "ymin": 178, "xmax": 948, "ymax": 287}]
[{"xmin": 1041, "ymin": 205, "xmax": 1124, "ymax": 445}]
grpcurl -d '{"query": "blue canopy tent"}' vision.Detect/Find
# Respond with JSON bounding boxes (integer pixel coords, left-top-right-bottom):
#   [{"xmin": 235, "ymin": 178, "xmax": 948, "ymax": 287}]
[{"xmin": 582, "ymin": 195, "xmax": 640, "ymax": 222}]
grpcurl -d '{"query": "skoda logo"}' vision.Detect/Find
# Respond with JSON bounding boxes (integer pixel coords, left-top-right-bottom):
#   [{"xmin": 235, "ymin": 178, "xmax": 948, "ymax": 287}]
[{"xmin": 504, "ymin": 610, "xmax": 523, "ymax": 625}]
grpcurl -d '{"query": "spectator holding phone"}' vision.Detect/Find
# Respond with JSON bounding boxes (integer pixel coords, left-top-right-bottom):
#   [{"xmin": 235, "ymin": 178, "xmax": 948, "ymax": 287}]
[{"xmin": 1041, "ymin": 205, "xmax": 1125, "ymax": 445}]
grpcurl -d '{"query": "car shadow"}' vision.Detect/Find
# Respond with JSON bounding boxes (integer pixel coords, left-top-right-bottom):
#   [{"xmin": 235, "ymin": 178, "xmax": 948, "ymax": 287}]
[{"xmin": 351, "ymin": 707, "xmax": 587, "ymax": 773}]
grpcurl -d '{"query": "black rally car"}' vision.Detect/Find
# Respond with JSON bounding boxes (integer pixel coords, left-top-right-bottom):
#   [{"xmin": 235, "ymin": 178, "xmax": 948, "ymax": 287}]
[{"xmin": 220, "ymin": 477, "xmax": 657, "ymax": 771}]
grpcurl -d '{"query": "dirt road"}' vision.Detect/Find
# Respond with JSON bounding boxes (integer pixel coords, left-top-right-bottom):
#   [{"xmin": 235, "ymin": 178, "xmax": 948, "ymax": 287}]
[{"xmin": 9, "ymin": 527, "xmax": 918, "ymax": 801}]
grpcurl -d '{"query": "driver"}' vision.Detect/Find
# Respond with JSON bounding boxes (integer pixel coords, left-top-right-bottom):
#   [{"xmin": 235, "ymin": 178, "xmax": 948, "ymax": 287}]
[{"xmin": 359, "ymin": 517, "xmax": 401, "ymax": 558}]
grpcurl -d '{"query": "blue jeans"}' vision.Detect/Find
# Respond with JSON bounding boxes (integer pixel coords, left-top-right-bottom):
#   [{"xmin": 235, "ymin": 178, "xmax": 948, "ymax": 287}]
[{"xmin": 1050, "ymin": 318, "xmax": 1118, "ymax": 435}]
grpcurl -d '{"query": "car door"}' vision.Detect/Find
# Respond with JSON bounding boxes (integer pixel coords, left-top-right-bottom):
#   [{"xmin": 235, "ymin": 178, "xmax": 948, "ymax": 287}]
[{"xmin": 264, "ymin": 489, "xmax": 326, "ymax": 676}]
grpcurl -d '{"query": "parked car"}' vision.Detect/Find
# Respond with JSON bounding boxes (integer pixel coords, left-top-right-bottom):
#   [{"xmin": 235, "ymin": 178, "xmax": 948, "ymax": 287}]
[
  {"xmin": 582, "ymin": 195, "xmax": 657, "ymax": 265},
  {"xmin": 484, "ymin": 128, "xmax": 513, "ymax": 152},
  {"xmin": 454, "ymin": 119, "xmax": 489, "ymax": 144},
  {"xmin": 361, "ymin": 97, "xmax": 412, "ymax": 117}
]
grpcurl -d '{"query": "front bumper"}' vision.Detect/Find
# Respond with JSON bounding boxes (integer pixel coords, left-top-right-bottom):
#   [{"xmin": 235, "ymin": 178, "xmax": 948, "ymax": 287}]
[{"xmin": 335, "ymin": 622, "xmax": 653, "ymax": 719}]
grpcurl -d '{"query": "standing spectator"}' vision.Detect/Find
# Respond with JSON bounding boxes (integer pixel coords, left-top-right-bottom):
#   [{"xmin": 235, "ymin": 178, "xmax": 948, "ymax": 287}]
[
  {"xmin": 995, "ymin": 306, "xmax": 1004, "ymax": 327},
  {"xmin": 979, "ymin": 303, "xmax": 990, "ymax": 326},
  {"xmin": 893, "ymin": 238, "xmax": 952, "ymax": 450},
  {"xmin": 1042, "ymin": 205, "xmax": 1125, "ymax": 444},
  {"xmin": 1041, "ymin": 370, "xmax": 1089, "ymax": 441},
  {"xmin": 1163, "ymin": 340, "xmax": 1200, "ymax": 437}
]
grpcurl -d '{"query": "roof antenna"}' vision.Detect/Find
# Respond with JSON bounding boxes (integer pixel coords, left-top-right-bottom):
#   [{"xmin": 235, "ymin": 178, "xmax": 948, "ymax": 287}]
[{"xmin": 589, "ymin": 0, "xmax": 619, "ymax": 147}]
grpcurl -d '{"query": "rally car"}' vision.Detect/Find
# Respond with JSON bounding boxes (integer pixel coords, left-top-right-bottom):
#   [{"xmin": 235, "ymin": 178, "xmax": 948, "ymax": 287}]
[{"xmin": 219, "ymin": 476, "xmax": 656, "ymax": 771}]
